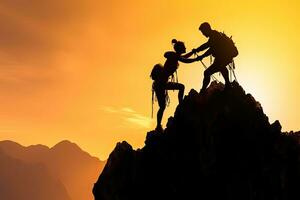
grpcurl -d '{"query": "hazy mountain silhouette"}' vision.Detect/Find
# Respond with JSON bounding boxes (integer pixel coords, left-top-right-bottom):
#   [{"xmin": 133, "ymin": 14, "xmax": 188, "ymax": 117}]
[
  {"xmin": 0, "ymin": 140, "xmax": 106, "ymax": 200},
  {"xmin": 0, "ymin": 149, "xmax": 71, "ymax": 200},
  {"xmin": 93, "ymin": 81, "xmax": 300, "ymax": 200}
]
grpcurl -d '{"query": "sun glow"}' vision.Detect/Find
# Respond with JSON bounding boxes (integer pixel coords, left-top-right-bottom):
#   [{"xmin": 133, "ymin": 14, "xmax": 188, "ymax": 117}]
[{"xmin": 0, "ymin": 0, "xmax": 299, "ymax": 159}]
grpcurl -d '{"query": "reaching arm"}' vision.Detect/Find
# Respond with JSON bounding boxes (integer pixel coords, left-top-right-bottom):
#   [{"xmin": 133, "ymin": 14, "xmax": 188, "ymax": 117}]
[
  {"xmin": 201, "ymin": 48, "xmax": 212, "ymax": 58},
  {"xmin": 182, "ymin": 51, "xmax": 194, "ymax": 58},
  {"xmin": 195, "ymin": 42, "xmax": 209, "ymax": 52},
  {"xmin": 178, "ymin": 57, "xmax": 197, "ymax": 63},
  {"xmin": 196, "ymin": 48, "xmax": 212, "ymax": 60},
  {"xmin": 183, "ymin": 42, "xmax": 210, "ymax": 58}
]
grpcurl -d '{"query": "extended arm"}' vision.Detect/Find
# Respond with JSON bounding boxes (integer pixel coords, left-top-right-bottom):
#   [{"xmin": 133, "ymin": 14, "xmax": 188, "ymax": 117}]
[
  {"xmin": 178, "ymin": 57, "xmax": 197, "ymax": 63},
  {"xmin": 196, "ymin": 48, "xmax": 212, "ymax": 60},
  {"xmin": 181, "ymin": 51, "xmax": 194, "ymax": 58},
  {"xmin": 182, "ymin": 42, "xmax": 210, "ymax": 58},
  {"xmin": 195, "ymin": 42, "xmax": 209, "ymax": 52}
]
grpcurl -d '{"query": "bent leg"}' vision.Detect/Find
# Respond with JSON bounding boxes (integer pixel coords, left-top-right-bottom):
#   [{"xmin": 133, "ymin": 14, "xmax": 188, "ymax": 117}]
[
  {"xmin": 219, "ymin": 59, "xmax": 232, "ymax": 87},
  {"xmin": 157, "ymin": 105, "xmax": 165, "ymax": 129},
  {"xmin": 155, "ymin": 88, "xmax": 166, "ymax": 129},
  {"xmin": 201, "ymin": 63, "xmax": 220, "ymax": 92},
  {"xmin": 165, "ymin": 82, "xmax": 185, "ymax": 103},
  {"xmin": 220, "ymin": 67, "xmax": 230, "ymax": 86}
]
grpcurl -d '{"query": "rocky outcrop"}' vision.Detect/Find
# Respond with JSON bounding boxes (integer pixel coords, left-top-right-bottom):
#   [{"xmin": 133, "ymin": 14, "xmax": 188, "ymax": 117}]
[{"xmin": 93, "ymin": 81, "xmax": 300, "ymax": 200}]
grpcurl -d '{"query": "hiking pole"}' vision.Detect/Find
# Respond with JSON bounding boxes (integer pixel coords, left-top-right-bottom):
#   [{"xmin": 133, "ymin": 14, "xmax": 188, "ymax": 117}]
[{"xmin": 194, "ymin": 53, "xmax": 219, "ymax": 82}]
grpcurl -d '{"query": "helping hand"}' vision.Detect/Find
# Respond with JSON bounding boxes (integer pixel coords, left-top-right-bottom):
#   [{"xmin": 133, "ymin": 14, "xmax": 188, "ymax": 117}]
[
  {"xmin": 192, "ymin": 48, "xmax": 198, "ymax": 54},
  {"xmin": 196, "ymin": 55, "xmax": 203, "ymax": 61}
]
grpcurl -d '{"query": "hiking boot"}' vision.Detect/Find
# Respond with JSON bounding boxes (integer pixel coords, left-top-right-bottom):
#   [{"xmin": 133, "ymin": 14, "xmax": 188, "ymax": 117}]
[
  {"xmin": 199, "ymin": 88, "xmax": 206, "ymax": 95},
  {"xmin": 155, "ymin": 125, "xmax": 163, "ymax": 133},
  {"xmin": 224, "ymin": 83, "xmax": 232, "ymax": 91}
]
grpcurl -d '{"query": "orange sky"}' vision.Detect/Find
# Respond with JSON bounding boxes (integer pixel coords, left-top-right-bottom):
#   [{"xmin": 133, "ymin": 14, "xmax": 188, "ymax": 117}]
[{"xmin": 0, "ymin": 0, "xmax": 299, "ymax": 159}]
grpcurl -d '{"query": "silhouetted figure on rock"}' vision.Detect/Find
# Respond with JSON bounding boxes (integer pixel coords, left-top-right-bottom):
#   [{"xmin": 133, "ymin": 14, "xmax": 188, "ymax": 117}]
[
  {"xmin": 186, "ymin": 22, "xmax": 238, "ymax": 93},
  {"xmin": 150, "ymin": 39, "xmax": 197, "ymax": 131}
]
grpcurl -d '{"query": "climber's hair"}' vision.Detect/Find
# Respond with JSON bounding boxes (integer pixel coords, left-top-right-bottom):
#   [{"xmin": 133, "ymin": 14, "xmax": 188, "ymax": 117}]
[{"xmin": 172, "ymin": 39, "xmax": 185, "ymax": 53}]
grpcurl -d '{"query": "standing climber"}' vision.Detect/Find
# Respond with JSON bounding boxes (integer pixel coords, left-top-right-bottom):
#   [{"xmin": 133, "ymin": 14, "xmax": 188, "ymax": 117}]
[
  {"xmin": 187, "ymin": 22, "xmax": 238, "ymax": 93},
  {"xmin": 150, "ymin": 39, "xmax": 197, "ymax": 131}
]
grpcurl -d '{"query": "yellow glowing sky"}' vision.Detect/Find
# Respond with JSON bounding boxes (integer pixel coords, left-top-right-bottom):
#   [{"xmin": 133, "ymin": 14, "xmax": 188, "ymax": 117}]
[{"xmin": 0, "ymin": 0, "xmax": 299, "ymax": 159}]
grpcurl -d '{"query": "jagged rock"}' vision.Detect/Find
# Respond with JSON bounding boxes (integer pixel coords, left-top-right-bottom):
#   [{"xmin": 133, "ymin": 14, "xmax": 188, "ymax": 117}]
[{"xmin": 93, "ymin": 81, "xmax": 300, "ymax": 200}]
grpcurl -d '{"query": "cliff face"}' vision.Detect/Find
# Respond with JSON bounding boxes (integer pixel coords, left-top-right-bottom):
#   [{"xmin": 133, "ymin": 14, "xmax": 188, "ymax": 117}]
[{"xmin": 93, "ymin": 81, "xmax": 300, "ymax": 200}]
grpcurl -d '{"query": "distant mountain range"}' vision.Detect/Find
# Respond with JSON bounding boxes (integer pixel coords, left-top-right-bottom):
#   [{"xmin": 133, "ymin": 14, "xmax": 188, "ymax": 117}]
[{"xmin": 0, "ymin": 140, "xmax": 106, "ymax": 200}]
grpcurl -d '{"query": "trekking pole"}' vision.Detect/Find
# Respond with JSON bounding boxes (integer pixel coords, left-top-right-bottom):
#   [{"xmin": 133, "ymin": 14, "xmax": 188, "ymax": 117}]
[{"xmin": 194, "ymin": 53, "xmax": 219, "ymax": 82}]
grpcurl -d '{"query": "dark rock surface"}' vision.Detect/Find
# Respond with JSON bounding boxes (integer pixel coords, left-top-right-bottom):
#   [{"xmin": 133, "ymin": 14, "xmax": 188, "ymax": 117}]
[{"xmin": 93, "ymin": 81, "xmax": 300, "ymax": 200}]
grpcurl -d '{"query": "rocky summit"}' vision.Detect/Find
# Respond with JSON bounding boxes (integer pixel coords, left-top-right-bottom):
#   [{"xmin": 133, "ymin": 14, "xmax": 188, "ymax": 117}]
[{"xmin": 93, "ymin": 81, "xmax": 300, "ymax": 200}]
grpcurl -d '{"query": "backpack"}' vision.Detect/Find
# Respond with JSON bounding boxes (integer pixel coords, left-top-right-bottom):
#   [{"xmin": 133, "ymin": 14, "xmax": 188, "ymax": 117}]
[
  {"xmin": 150, "ymin": 64, "xmax": 164, "ymax": 81},
  {"xmin": 150, "ymin": 63, "xmax": 171, "ymax": 118},
  {"xmin": 213, "ymin": 32, "xmax": 238, "ymax": 59}
]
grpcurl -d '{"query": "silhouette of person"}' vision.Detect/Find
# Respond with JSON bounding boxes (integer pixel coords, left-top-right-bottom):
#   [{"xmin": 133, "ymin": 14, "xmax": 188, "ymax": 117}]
[
  {"xmin": 186, "ymin": 22, "xmax": 238, "ymax": 93},
  {"xmin": 152, "ymin": 39, "xmax": 197, "ymax": 131}
]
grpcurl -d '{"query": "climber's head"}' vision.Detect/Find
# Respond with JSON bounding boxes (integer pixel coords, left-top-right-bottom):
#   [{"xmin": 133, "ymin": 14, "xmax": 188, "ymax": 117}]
[
  {"xmin": 199, "ymin": 22, "xmax": 212, "ymax": 38},
  {"xmin": 172, "ymin": 39, "xmax": 186, "ymax": 54}
]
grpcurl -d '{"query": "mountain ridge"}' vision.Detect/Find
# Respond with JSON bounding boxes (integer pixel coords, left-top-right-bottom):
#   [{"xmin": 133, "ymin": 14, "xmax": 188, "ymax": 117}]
[
  {"xmin": 0, "ymin": 148, "xmax": 71, "ymax": 200},
  {"xmin": 0, "ymin": 140, "xmax": 105, "ymax": 200}
]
